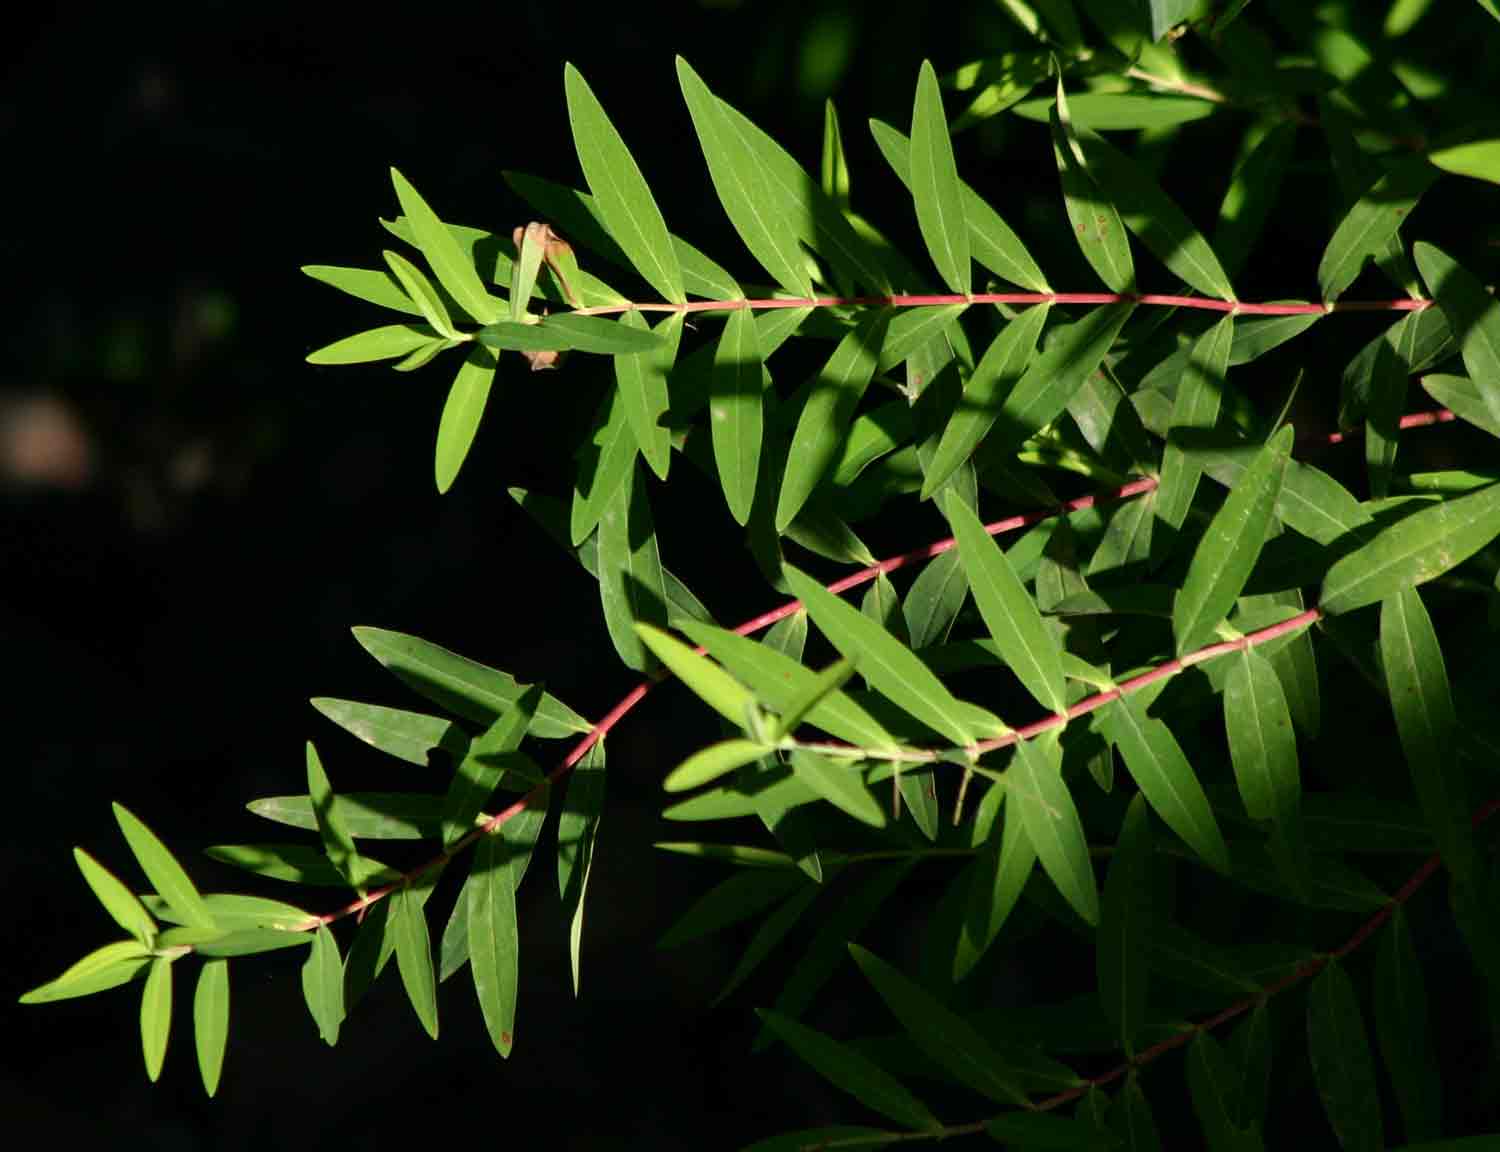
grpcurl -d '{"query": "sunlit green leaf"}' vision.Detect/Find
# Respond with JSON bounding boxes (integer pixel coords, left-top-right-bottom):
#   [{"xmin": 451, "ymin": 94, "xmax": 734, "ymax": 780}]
[
  {"xmin": 617, "ymin": 312, "xmax": 682, "ymax": 480},
  {"xmin": 470, "ymin": 833, "xmax": 521, "ymax": 1059},
  {"xmin": 306, "ymin": 323, "xmax": 443, "ymax": 365},
  {"xmin": 74, "ymin": 848, "xmax": 157, "ymax": 946},
  {"xmin": 1414, "ymin": 243, "xmax": 1500, "ymax": 430},
  {"xmin": 956, "ymin": 790, "xmax": 1034, "ymax": 980},
  {"xmin": 558, "ymin": 739, "xmax": 605, "ymax": 995},
  {"xmin": 247, "ymin": 792, "xmax": 449, "ymax": 840},
  {"xmin": 302, "ymin": 264, "xmax": 421, "ymax": 315},
  {"xmin": 790, "ymin": 751, "xmax": 885, "ymax": 828},
  {"xmin": 19, "ymin": 940, "xmax": 151, "ymax": 1004},
  {"xmin": 1012, "ymin": 92, "xmax": 1215, "ymax": 130},
  {"xmin": 305, "ymin": 741, "xmax": 360, "ymax": 890},
  {"xmin": 1223, "ymin": 648, "xmax": 1300, "ymax": 825},
  {"xmin": 140, "ymin": 955, "xmax": 172, "ymax": 1082},
  {"xmin": 1052, "ymin": 90, "xmax": 1134, "ymax": 294},
  {"xmin": 564, "ymin": 64, "xmax": 684, "ymax": 304},
  {"xmin": 383, "ymin": 249, "xmax": 461, "ymax": 340},
  {"xmin": 389, "ymin": 168, "xmax": 503, "ymax": 324},
  {"xmin": 1010, "ymin": 733, "xmax": 1099, "ymax": 925},
  {"xmin": 711, "ymin": 308, "xmax": 764, "ymax": 526},
  {"xmin": 113, "ymin": 803, "xmax": 215, "ymax": 931},
  {"xmin": 434, "ymin": 343, "xmax": 497, "ymax": 494},
  {"xmin": 392, "ymin": 886, "xmax": 438, "ymax": 1040},
  {"xmin": 1319, "ymin": 156, "xmax": 1437, "ymax": 304},
  {"xmin": 193, "ymin": 959, "xmax": 228, "ymax": 1097},
  {"xmin": 301, "ymin": 923, "xmax": 343, "ymax": 1046},
  {"xmin": 310, "ymin": 698, "xmax": 469, "ymax": 768},
  {"xmin": 910, "ymin": 60, "xmax": 970, "ymax": 295},
  {"xmin": 442, "ymin": 684, "xmax": 541, "ymax": 847},
  {"xmin": 1428, "ymin": 136, "xmax": 1500, "ymax": 185}
]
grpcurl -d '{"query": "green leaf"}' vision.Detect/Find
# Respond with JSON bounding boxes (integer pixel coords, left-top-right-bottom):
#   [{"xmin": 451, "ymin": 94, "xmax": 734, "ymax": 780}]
[
  {"xmin": 383, "ymin": 249, "xmax": 460, "ymax": 340},
  {"xmin": 1010, "ymin": 733, "xmax": 1099, "ymax": 925},
  {"xmin": 637, "ymin": 623, "xmax": 757, "ymax": 727},
  {"xmin": 1380, "ymin": 586, "xmax": 1477, "ymax": 885},
  {"xmin": 302, "ymin": 264, "xmax": 421, "ymax": 316},
  {"xmin": 469, "ymin": 832, "xmax": 521, "ymax": 1058},
  {"xmin": 248, "ymin": 792, "xmax": 452, "ymax": 841},
  {"xmin": 1319, "ymin": 156, "xmax": 1438, "ymax": 304},
  {"xmin": 823, "ymin": 99, "xmax": 849, "ymax": 209},
  {"xmin": 1421, "ymin": 373, "xmax": 1500, "ymax": 439},
  {"xmin": 140, "ymin": 893, "xmax": 310, "ymax": 931},
  {"xmin": 305, "ymin": 741, "xmax": 360, "ymax": 889},
  {"xmin": 851, "ymin": 943, "xmax": 1028, "ymax": 1107},
  {"xmin": 597, "ymin": 464, "xmax": 668, "ymax": 673},
  {"xmin": 563, "ymin": 64, "xmax": 684, "ymax": 304},
  {"xmin": 663, "ymin": 739, "xmax": 766, "ymax": 793},
  {"xmin": 1052, "ymin": 95, "xmax": 1134, "ymax": 294},
  {"xmin": 1173, "ymin": 424, "xmax": 1292, "ymax": 655},
  {"xmin": 74, "ymin": 848, "xmax": 157, "ymax": 946},
  {"xmin": 989, "ymin": 303, "xmax": 1135, "ymax": 459},
  {"xmin": 19, "ymin": 940, "xmax": 151, "ymax": 1004},
  {"xmin": 789, "ymin": 751, "xmax": 885, "ymax": 828},
  {"xmin": 944, "ymin": 490, "xmax": 1067, "ymax": 714},
  {"xmin": 1223, "ymin": 648, "xmax": 1300, "ymax": 823},
  {"xmin": 191, "ymin": 929, "xmax": 314, "ymax": 958},
  {"xmin": 309, "ymin": 698, "xmax": 469, "ymax": 768},
  {"xmin": 617, "ymin": 312, "xmax": 682, "ymax": 480},
  {"xmin": 757, "ymin": 1010, "xmax": 940, "ymax": 1131},
  {"xmin": 572, "ymin": 383, "xmax": 638, "ymax": 547},
  {"xmin": 716, "ymin": 884, "xmax": 822, "ymax": 1005},
  {"xmin": 1228, "ymin": 312, "xmax": 1321, "ymax": 366},
  {"xmin": 658, "ymin": 869, "xmax": 805, "ymax": 949},
  {"xmin": 1012, "ymin": 91, "xmax": 1215, "ymax": 131},
  {"xmin": 676, "ymin": 57, "xmax": 812, "ymax": 297},
  {"xmin": 911, "ymin": 60, "xmax": 970, "ymax": 295},
  {"xmin": 477, "ymin": 314, "xmax": 661, "ymax": 356},
  {"xmin": 1097, "ymin": 794, "xmax": 1152, "ymax": 1054},
  {"xmin": 352, "ymin": 626, "xmax": 590, "ymax": 738},
  {"xmin": 1428, "ymin": 137, "xmax": 1500, "ymax": 185},
  {"xmin": 306, "ymin": 323, "xmax": 443, "ymax": 365},
  {"xmin": 113, "ymin": 803, "xmax": 215, "ymax": 931},
  {"xmin": 193, "ymin": 960, "xmax": 229, "ymax": 1097},
  {"xmin": 1320, "ymin": 480, "xmax": 1500, "ymax": 614},
  {"xmin": 442, "ymin": 684, "xmax": 541, "ymax": 847},
  {"xmin": 1156, "ymin": 314, "xmax": 1234, "ymax": 535},
  {"xmin": 557, "ymin": 739, "xmax": 604, "ymax": 995},
  {"xmin": 205, "ymin": 843, "xmax": 399, "ymax": 888},
  {"xmin": 923, "ymin": 304, "xmax": 1050, "ymax": 499},
  {"xmin": 772, "ymin": 658, "xmax": 860, "ymax": 741},
  {"xmin": 389, "ymin": 168, "xmax": 503, "ymax": 324},
  {"xmin": 1308, "ymin": 960, "xmax": 1384, "ymax": 1152},
  {"xmin": 1073, "ymin": 126, "xmax": 1237, "ymax": 300},
  {"xmin": 710, "ymin": 308, "xmax": 764, "ymax": 526},
  {"xmin": 392, "ymin": 887, "xmax": 439, "ymax": 1039},
  {"xmin": 1188, "ymin": 1031, "xmax": 1260, "ymax": 1152},
  {"xmin": 787, "ymin": 565, "xmax": 983, "ymax": 748},
  {"xmin": 868, "ymin": 120, "xmax": 1049, "ymax": 291},
  {"xmin": 678, "ymin": 619, "xmax": 896, "ymax": 750},
  {"xmin": 1215, "ymin": 121, "xmax": 1296, "ymax": 280},
  {"xmin": 1375, "ymin": 908, "xmax": 1442, "ymax": 1143},
  {"xmin": 956, "ymin": 792, "xmax": 1035, "ymax": 980},
  {"xmin": 140, "ymin": 955, "xmax": 172, "ymax": 1082},
  {"xmin": 778, "ymin": 311, "xmax": 889, "ymax": 530},
  {"xmin": 434, "ymin": 343, "xmax": 497, "ymax": 494},
  {"xmin": 301, "ymin": 923, "xmax": 343, "ymax": 1046},
  {"xmin": 1414, "ymin": 243, "xmax": 1500, "ymax": 430},
  {"xmin": 1146, "ymin": 0, "xmax": 1195, "ymax": 40},
  {"xmin": 1097, "ymin": 698, "xmax": 1230, "ymax": 875}
]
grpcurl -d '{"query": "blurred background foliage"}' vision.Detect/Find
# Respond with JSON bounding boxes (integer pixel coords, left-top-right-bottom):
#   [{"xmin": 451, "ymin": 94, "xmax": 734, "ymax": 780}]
[{"xmin": 6, "ymin": 1, "xmax": 1499, "ymax": 1147}]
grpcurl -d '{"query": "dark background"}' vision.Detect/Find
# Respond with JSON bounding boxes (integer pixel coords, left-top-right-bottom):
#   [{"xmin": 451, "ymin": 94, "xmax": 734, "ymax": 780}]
[{"xmin": 7, "ymin": 2, "xmax": 1500, "ymax": 1148}]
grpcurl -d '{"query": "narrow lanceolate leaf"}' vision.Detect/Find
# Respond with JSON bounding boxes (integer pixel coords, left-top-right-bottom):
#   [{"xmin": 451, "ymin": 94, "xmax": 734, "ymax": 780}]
[
  {"xmin": 851, "ymin": 944, "xmax": 1027, "ymax": 1107},
  {"xmin": 823, "ymin": 99, "xmax": 849, "ymax": 209},
  {"xmin": 1414, "ymin": 242, "xmax": 1500, "ymax": 430},
  {"xmin": 193, "ymin": 960, "xmax": 229, "ymax": 1097},
  {"xmin": 1173, "ymin": 424, "xmax": 1292, "ymax": 656},
  {"xmin": 598, "ymin": 462, "xmax": 668, "ymax": 672},
  {"xmin": 1380, "ymin": 586, "xmax": 1476, "ymax": 886},
  {"xmin": 617, "ymin": 312, "xmax": 682, "ymax": 480},
  {"xmin": 944, "ymin": 490, "xmax": 1066, "ymax": 713},
  {"xmin": 305, "ymin": 742, "xmax": 360, "ymax": 890},
  {"xmin": 911, "ymin": 60, "xmax": 970, "ymax": 295},
  {"xmin": 991, "ymin": 303, "xmax": 1134, "ymax": 458},
  {"xmin": 1098, "ymin": 698, "xmax": 1230, "ymax": 875},
  {"xmin": 664, "ymin": 739, "xmax": 765, "ymax": 793},
  {"xmin": 1423, "ymin": 374, "xmax": 1500, "ymax": 439},
  {"xmin": 389, "ymin": 168, "xmax": 503, "ymax": 324},
  {"xmin": 712, "ymin": 307, "xmax": 763, "ymax": 526},
  {"xmin": 434, "ymin": 344, "xmax": 498, "ymax": 494},
  {"xmin": 956, "ymin": 794, "xmax": 1035, "ymax": 980},
  {"xmin": 558, "ymin": 739, "xmax": 604, "ymax": 995},
  {"xmin": 1320, "ymin": 480, "xmax": 1500, "ymax": 614},
  {"xmin": 1215, "ymin": 121, "xmax": 1296, "ymax": 280},
  {"xmin": 563, "ymin": 64, "xmax": 684, "ymax": 304},
  {"xmin": 1098, "ymin": 794, "xmax": 1152, "ymax": 1054},
  {"xmin": 470, "ymin": 833, "xmax": 521, "ymax": 1057},
  {"xmin": 923, "ymin": 304, "xmax": 1050, "ymax": 499},
  {"xmin": 1308, "ymin": 960, "xmax": 1384, "ymax": 1152},
  {"xmin": 790, "ymin": 751, "xmax": 885, "ymax": 828},
  {"xmin": 1223, "ymin": 648, "xmax": 1300, "ymax": 824},
  {"xmin": 19, "ymin": 941, "xmax": 151, "ymax": 1004},
  {"xmin": 1073, "ymin": 129, "xmax": 1237, "ymax": 301},
  {"xmin": 636, "ymin": 624, "xmax": 757, "ymax": 727},
  {"xmin": 141, "ymin": 956, "xmax": 172, "ymax": 1082},
  {"xmin": 658, "ymin": 869, "xmax": 804, "ymax": 950},
  {"xmin": 1188, "ymin": 1032, "xmax": 1259, "ymax": 1152},
  {"xmin": 351, "ymin": 627, "xmax": 590, "ymax": 739},
  {"xmin": 311, "ymin": 699, "xmax": 467, "ymax": 770},
  {"xmin": 757, "ymin": 1010, "xmax": 940, "ymax": 1131},
  {"xmin": 777, "ymin": 311, "xmax": 888, "ymax": 531},
  {"xmin": 786, "ymin": 565, "xmax": 978, "ymax": 749},
  {"xmin": 676, "ymin": 57, "xmax": 812, "ymax": 298},
  {"xmin": 302, "ymin": 923, "xmax": 344, "ymax": 1046},
  {"xmin": 678, "ymin": 619, "xmax": 896, "ymax": 751},
  {"xmin": 1429, "ymin": 136, "xmax": 1500, "ymax": 184},
  {"xmin": 478, "ymin": 313, "xmax": 661, "ymax": 356},
  {"xmin": 1052, "ymin": 99, "xmax": 1134, "ymax": 293},
  {"xmin": 1319, "ymin": 156, "xmax": 1438, "ymax": 304},
  {"xmin": 383, "ymin": 249, "xmax": 461, "ymax": 340},
  {"xmin": 392, "ymin": 887, "xmax": 438, "ymax": 1039},
  {"xmin": 74, "ymin": 848, "xmax": 157, "ymax": 945},
  {"xmin": 442, "ymin": 684, "xmax": 541, "ymax": 848},
  {"xmin": 306, "ymin": 324, "xmax": 442, "ymax": 365},
  {"xmin": 1156, "ymin": 315, "xmax": 1235, "ymax": 534},
  {"xmin": 1375, "ymin": 908, "xmax": 1442, "ymax": 1142},
  {"xmin": 1010, "ymin": 733, "xmax": 1099, "ymax": 926},
  {"xmin": 112, "ymin": 803, "xmax": 215, "ymax": 931},
  {"xmin": 302, "ymin": 264, "xmax": 420, "ymax": 315}
]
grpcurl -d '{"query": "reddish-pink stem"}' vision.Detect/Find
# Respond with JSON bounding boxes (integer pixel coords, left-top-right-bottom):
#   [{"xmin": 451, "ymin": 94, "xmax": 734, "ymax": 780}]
[{"xmin": 570, "ymin": 292, "xmax": 1431, "ymax": 318}]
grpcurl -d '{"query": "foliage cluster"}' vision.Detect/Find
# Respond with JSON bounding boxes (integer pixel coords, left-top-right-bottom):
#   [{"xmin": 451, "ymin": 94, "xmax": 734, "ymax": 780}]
[{"xmin": 22, "ymin": 1, "xmax": 1500, "ymax": 1147}]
